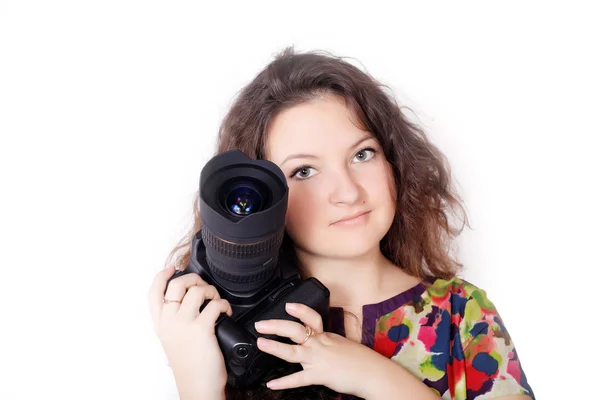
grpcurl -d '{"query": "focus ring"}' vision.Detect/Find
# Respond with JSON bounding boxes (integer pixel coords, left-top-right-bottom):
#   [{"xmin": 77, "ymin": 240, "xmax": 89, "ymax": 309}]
[{"xmin": 205, "ymin": 256, "xmax": 277, "ymax": 287}]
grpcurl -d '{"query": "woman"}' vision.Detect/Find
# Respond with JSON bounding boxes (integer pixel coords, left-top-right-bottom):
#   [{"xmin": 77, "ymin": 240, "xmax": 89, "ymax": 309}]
[{"xmin": 148, "ymin": 47, "xmax": 535, "ymax": 400}]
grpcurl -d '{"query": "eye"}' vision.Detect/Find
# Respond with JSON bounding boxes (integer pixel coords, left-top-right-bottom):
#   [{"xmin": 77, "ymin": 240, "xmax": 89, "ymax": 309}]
[
  {"xmin": 289, "ymin": 166, "xmax": 317, "ymax": 180},
  {"xmin": 352, "ymin": 147, "xmax": 377, "ymax": 163}
]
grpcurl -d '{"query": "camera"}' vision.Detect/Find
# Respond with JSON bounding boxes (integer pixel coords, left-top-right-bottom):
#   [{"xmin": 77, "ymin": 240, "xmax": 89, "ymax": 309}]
[{"xmin": 165, "ymin": 150, "xmax": 330, "ymax": 388}]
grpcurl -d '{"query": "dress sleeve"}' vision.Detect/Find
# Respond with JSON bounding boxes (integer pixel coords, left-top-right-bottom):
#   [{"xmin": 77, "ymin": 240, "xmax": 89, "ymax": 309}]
[{"xmin": 455, "ymin": 287, "xmax": 535, "ymax": 400}]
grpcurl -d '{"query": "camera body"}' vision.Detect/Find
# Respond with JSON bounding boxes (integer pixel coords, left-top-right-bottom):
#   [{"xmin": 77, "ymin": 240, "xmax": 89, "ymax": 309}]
[
  {"xmin": 164, "ymin": 150, "xmax": 330, "ymax": 388},
  {"xmin": 168, "ymin": 232, "xmax": 330, "ymax": 388}
]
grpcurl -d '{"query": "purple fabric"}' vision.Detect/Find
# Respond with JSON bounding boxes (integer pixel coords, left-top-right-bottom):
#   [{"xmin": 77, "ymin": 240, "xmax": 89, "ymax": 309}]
[{"xmin": 328, "ymin": 282, "xmax": 428, "ymax": 348}]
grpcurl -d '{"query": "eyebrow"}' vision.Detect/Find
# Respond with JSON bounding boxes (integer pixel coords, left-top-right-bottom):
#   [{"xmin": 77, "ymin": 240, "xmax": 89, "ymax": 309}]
[{"xmin": 280, "ymin": 135, "xmax": 374, "ymax": 166}]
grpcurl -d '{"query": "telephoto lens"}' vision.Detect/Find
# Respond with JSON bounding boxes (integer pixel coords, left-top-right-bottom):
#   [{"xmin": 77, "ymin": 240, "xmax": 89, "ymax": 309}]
[{"xmin": 199, "ymin": 150, "xmax": 289, "ymax": 292}]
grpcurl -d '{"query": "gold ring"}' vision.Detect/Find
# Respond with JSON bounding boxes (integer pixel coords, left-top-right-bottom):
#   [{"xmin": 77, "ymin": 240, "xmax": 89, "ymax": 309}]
[
  {"xmin": 299, "ymin": 325, "xmax": 314, "ymax": 345},
  {"xmin": 163, "ymin": 298, "xmax": 181, "ymax": 304}
]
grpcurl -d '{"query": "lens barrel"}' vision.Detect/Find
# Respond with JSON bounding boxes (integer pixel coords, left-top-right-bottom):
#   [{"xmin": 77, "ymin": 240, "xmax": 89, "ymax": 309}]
[{"xmin": 199, "ymin": 150, "xmax": 288, "ymax": 292}]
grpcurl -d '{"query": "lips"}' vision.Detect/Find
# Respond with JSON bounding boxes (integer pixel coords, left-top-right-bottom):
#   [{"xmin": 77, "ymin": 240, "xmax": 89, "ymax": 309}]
[{"xmin": 332, "ymin": 210, "xmax": 371, "ymax": 225}]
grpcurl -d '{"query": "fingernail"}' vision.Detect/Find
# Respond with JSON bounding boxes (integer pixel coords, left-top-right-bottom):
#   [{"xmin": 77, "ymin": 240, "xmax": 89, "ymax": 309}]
[
  {"xmin": 266, "ymin": 380, "xmax": 278, "ymax": 389},
  {"xmin": 257, "ymin": 338, "xmax": 269, "ymax": 348},
  {"xmin": 255, "ymin": 321, "xmax": 267, "ymax": 330},
  {"xmin": 285, "ymin": 303, "xmax": 298, "ymax": 311}
]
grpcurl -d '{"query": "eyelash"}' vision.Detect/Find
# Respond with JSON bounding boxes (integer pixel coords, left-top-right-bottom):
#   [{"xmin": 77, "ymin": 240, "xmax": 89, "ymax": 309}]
[{"xmin": 289, "ymin": 147, "xmax": 378, "ymax": 181}]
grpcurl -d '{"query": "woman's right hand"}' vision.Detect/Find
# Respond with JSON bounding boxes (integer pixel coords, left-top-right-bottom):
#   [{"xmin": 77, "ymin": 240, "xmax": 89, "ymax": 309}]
[{"xmin": 148, "ymin": 266, "xmax": 233, "ymax": 400}]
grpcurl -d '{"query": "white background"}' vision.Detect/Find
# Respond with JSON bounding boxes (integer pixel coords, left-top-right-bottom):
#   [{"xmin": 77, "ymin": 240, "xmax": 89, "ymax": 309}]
[{"xmin": 1, "ymin": 1, "xmax": 598, "ymax": 399}]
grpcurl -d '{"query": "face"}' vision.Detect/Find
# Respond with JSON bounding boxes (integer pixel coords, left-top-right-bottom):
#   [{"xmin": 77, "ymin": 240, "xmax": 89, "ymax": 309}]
[{"xmin": 266, "ymin": 95, "xmax": 397, "ymax": 259}]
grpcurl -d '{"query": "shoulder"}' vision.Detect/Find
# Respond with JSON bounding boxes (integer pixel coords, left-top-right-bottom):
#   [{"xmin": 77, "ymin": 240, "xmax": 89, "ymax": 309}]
[
  {"xmin": 426, "ymin": 276, "xmax": 495, "ymax": 311},
  {"xmin": 423, "ymin": 277, "xmax": 501, "ymax": 339},
  {"xmin": 373, "ymin": 276, "xmax": 500, "ymax": 344},
  {"xmin": 427, "ymin": 277, "xmax": 515, "ymax": 352},
  {"xmin": 426, "ymin": 276, "xmax": 488, "ymax": 300}
]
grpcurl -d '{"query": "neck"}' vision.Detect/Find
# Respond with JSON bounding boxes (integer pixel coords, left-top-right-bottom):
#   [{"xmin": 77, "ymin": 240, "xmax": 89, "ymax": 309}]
[{"xmin": 294, "ymin": 246, "xmax": 406, "ymax": 308}]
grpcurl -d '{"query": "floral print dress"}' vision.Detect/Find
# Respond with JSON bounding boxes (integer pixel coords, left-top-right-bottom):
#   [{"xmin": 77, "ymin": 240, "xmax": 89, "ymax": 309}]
[{"xmin": 328, "ymin": 277, "xmax": 535, "ymax": 399}]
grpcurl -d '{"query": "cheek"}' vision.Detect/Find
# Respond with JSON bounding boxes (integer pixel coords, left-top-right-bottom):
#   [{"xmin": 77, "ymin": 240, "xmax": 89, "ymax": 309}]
[
  {"xmin": 361, "ymin": 161, "xmax": 396, "ymax": 200},
  {"xmin": 372, "ymin": 160, "xmax": 397, "ymax": 202},
  {"xmin": 284, "ymin": 183, "xmax": 326, "ymax": 237}
]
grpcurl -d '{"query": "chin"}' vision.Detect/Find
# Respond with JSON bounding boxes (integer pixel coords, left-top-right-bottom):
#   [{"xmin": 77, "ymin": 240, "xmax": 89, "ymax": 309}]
[{"xmin": 311, "ymin": 230, "xmax": 387, "ymax": 259}]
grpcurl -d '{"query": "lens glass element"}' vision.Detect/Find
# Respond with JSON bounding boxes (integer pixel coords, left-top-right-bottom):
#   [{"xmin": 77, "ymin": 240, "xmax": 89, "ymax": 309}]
[{"xmin": 225, "ymin": 185, "xmax": 263, "ymax": 216}]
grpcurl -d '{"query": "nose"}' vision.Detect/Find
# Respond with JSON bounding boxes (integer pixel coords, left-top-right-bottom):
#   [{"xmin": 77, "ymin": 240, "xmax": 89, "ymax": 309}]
[{"xmin": 328, "ymin": 166, "xmax": 363, "ymax": 206}]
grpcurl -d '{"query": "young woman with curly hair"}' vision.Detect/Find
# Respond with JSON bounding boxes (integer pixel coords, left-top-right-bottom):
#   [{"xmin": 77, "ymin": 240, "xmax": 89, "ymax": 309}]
[{"xmin": 148, "ymin": 47, "xmax": 535, "ymax": 400}]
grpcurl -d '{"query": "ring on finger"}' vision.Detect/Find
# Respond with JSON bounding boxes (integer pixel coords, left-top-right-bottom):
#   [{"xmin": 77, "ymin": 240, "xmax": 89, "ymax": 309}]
[
  {"xmin": 163, "ymin": 298, "xmax": 181, "ymax": 304},
  {"xmin": 299, "ymin": 325, "xmax": 314, "ymax": 345}
]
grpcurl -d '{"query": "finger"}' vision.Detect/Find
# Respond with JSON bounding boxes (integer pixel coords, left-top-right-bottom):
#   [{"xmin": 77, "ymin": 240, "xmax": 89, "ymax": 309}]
[
  {"xmin": 148, "ymin": 266, "xmax": 176, "ymax": 328},
  {"xmin": 254, "ymin": 319, "xmax": 308, "ymax": 344},
  {"xmin": 256, "ymin": 337, "xmax": 306, "ymax": 364},
  {"xmin": 178, "ymin": 284, "xmax": 220, "ymax": 320},
  {"xmin": 285, "ymin": 303, "xmax": 324, "ymax": 333},
  {"xmin": 162, "ymin": 273, "xmax": 207, "ymax": 317},
  {"xmin": 197, "ymin": 298, "xmax": 233, "ymax": 329},
  {"xmin": 266, "ymin": 370, "xmax": 312, "ymax": 390}
]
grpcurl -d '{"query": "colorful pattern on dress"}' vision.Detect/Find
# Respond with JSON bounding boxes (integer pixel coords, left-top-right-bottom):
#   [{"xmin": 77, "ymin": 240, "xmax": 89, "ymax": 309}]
[{"xmin": 372, "ymin": 277, "xmax": 535, "ymax": 399}]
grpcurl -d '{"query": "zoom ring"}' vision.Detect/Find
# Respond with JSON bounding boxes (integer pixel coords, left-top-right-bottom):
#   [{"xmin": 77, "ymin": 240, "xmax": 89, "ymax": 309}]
[{"xmin": 201, "ymin": 228, "xmax": 284, "ymax": 259}]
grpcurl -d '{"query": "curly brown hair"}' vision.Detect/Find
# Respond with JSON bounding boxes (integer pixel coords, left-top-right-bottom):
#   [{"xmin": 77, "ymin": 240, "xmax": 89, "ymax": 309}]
[{"xmin": 165, "ymin": 47, "xmax": 469, "ymax": 399}]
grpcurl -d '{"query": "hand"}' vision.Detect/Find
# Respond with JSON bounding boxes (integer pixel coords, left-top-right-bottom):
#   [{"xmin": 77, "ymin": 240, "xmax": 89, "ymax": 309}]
[
  {"xmin": 254, "ymin": 302, "xmax": 383, "ymax": 398},
  {"xmin": 148, "ymin": 266, "xmax": 233, "ymax": 399}
]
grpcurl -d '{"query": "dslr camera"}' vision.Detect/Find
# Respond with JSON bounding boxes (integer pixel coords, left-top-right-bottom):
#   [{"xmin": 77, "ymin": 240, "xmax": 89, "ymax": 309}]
[{"xmin": 165, "ymin": 150, "xmax": 330, "ymax": 388}]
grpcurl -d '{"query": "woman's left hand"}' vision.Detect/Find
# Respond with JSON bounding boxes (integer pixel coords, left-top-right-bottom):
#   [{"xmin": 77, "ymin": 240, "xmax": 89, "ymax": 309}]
[{"xmin": 254, "ymin": 302, "xmax": 385, "ymax": 398}]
